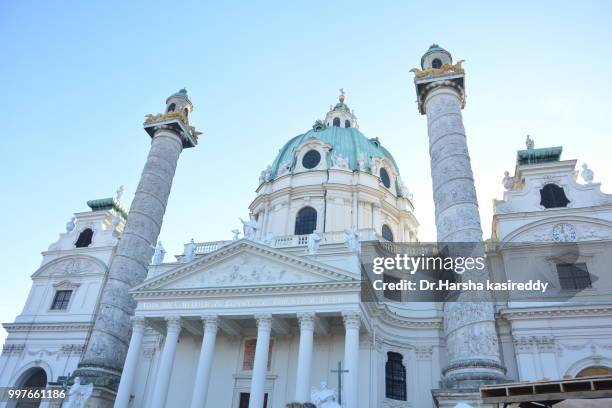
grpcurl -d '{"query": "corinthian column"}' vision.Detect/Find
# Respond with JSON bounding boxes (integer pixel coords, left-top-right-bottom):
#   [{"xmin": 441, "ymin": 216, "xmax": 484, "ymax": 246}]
[
  {"xmin": 76, "ymin": 90, "xmax": 199, "ymax": 391},
  {"xmin": 114, "ymin": 316, "xmax": 146, "ymax": 408},
  {"xmin": 190, "ymin": 315, "xmax": 219, "ymax": 408},
  {"xmin": 342, "ymin": 311, "xmax": 360, "ymax": 408},
  {"xmin": 412, "ymin": 45, "xmax": 505, "ymax": 388},
  {"xmin": 249, "ymin": 314, "xmax": 272, "ymax": 408},
  {"xmin": 151, "ymin": 316, "xmax": 183, "ymax": 408},
  {"xmin": 295, "ymin": 312, "xmax": 315, "ymax": 402}
]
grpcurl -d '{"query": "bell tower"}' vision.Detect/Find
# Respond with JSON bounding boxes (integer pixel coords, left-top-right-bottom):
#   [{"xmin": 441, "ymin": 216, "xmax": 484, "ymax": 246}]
[
  {"xmin": 411, "ymin": 45, "xmax": 506, "ymax": 398},
  {"xmin": 74, "ymin": 90, "xmax": 200, "ymax": 404}
]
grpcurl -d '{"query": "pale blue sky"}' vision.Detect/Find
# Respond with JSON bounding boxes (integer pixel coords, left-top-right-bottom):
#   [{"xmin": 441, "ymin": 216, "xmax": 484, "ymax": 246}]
[{"xmin": 1, "ymin": 1, "xmax": 611, "ymax": 344}]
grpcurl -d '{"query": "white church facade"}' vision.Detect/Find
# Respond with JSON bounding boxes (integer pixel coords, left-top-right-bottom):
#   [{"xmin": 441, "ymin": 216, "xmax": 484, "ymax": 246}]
[{"xmin": 1, "ymin": 45, "xmax": 612, "ymax": 408}]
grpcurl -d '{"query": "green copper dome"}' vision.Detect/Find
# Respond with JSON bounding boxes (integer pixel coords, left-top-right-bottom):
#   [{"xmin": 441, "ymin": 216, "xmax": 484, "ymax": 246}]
[{"xmin": 269, "ymin": 126, "xmax": 400, "ymax": 179}]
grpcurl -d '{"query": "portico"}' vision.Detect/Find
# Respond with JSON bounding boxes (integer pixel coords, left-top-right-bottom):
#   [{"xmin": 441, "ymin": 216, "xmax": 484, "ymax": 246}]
[
  {"xmin": 114, "ymin": 310, "xmax": 362, "ymax": 408},
  {"xmin": 113, "ymin": 239, "xmax": 363, "ymax": 408}
]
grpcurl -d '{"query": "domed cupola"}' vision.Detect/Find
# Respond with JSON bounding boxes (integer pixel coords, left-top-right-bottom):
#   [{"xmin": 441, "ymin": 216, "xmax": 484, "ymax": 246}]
[
  {"xmin": 250, "ymin": 92, "xmax": 419, "ymax": 244},
  {"xmin": 324, "ymin": 89, "xmax": 359, "ymax": 129}
]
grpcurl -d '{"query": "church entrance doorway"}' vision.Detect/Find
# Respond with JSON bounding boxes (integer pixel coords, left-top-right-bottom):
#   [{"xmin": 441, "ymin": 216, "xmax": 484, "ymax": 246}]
[
  {"xmin": 239, "ymin": 392, "xmax": 269, "ymax": 408},
  {"xmin": 13, "ymin": 367, "xmax": 47, "ymax": 408}
]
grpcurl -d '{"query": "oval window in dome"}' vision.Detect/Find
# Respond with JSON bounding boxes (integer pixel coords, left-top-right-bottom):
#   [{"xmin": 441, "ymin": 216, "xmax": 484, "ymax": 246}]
[
  {"xmin": 432, "ymin": 58, "xmax": 442, "ymax": 69},
  {"xmin": 302, "ymin": 150, "xmax": 321, "ymax": 169},
  {"xmin": 380, "ymin": 168, "xmax": 391, "ymax": 188}
]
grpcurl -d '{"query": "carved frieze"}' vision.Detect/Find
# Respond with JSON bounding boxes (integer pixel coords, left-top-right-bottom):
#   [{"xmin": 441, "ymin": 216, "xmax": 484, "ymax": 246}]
[{"xmin": 170, "ymin": 256, "xmax": 316, "ymax": 289}]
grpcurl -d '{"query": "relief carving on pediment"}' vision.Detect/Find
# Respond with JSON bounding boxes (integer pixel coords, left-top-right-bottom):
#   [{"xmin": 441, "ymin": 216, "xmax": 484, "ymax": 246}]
[
  {"xmin": 171, "ymin": 257, "xmax": 314, "ymax": 289},
  {"xmin": 511, "ymin": 222, "xmax": 612, "ymax": 243},
  {"xmin": 44, "ymin": 257, "xmax": 103, "ymax": 277}
]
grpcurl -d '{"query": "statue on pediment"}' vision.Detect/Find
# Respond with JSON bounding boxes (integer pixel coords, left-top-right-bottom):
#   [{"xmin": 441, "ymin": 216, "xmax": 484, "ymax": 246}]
[
  {"xmin": 502, "ymin": 171, "xmax": 514, "ymax": 190},
  {"xmin": 66, "ymin": 216, "xmax": 77, "ymax": 233},
  {"xmin": 307, "ymin": 231, "xmax": 322, "ymax": 255},
  {"xmin": 182, "ymin": 239, "xmax": 196, "ymax": 263},
  {"xmin": 240, "ymin": 215, "xmax": 259, "ymax": 240},
  {"xmin": 344, "ymin": 225, "xmax": 360, "ymax": 253},
  {"xmin": 151, "ymin": 241, "xmax": 166, "ymax": 265}
]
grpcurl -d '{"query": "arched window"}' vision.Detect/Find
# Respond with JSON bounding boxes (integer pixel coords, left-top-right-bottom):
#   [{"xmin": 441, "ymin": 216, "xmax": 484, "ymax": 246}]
[
  {"xmin": 302, "ymin": 150, "xmax": 321, "ymax": 169},
  {"xmin": 382, "ymin": 224, "xmax": 394, "ymax": 242},
  {"xmin": 333, "ymin": 117, "xmax": 341, "ymax": 127},
  {"xmin": 380, "ymin": 168, "xmax": 391, "ymax": 188},
  {"xmin": 345, "ymin": 120, "xmax": 351, "ymax": 128},
  {"xmin": 294, "ymin": 207, "xmax": 317, "ymax": 235},
  {"xmin": 540, "ymin": 184, "xmax": 569, "ymax": 208},
  {"xmin": 75, "ymin": 228, "xmax": 93, "ymax": 248},
  {"xmin": 431, "ymin": 58, "xmax": 442, "ymax": 69},
  {"xmin": 167, "ymin": 103, "xmax": 176, "ymax": 112},
  {"xmin": 385, "ymin": 352, "xmax": 406, "ymax": 401},
  {"xmin": 183, "ymin": 108, "xmax": 189, "ymax": 118}
]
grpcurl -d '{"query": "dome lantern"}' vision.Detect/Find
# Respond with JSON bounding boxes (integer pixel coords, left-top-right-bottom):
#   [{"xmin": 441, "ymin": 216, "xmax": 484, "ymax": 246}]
[
  {"xmin": 324, "ymin": 89, "xmax": 359, "ymax": 129},
  {"xmin": 420, "ymin": 44, "xmax": 452, "ymax": 70},
  {"xmin": 165, "ymin": 88, "xmax": 193, "ymax": 123}
]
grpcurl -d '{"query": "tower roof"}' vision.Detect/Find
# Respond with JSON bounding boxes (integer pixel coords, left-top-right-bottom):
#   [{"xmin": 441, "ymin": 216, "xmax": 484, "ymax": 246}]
[
  {"xmin": 166, "ymin": 88, "xmax": 191, "ymax": 104},
  {"xmin": 420, "ymin": 43, "xmax": 452, "ymax": 68},
  {"xmin": 516, "ymin": 146, "xmax": 563, "ymax": 165}
]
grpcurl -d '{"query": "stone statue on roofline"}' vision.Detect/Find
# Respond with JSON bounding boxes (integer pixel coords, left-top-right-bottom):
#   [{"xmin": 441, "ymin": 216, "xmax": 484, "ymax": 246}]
[
  {"xmin": 260, "ymin": 165, "xmax": 272, "ymax": 184},
  {"xmin": 240, "ymin": 215, "xmax": 259, "ymax": 240},
  {"xmin": 344, "ymin": 225, "xmax": 360, "ymax": 253},
  {"xmin": 151, "ymin": 240, "xmax": 166, "ymax": 265},
  {"xmin": 66, "ymin": 216, "xmax": 77, "ymax": 233},
  {"xmin": 502, "ymin": 171, "xmax": 514, "ymax": 190},
  {"xmin": 525, "ymin": 135, "xmax": 534, "ymax": 150},
  {"xmin": 182, "ymin": 239, "xmax": 196, "ymax": 263},
  {"xmin": 307, "ymin": 230, "xmax": 322, "ymax": 255},
  {"xmin": 581, "ymin": 163, "xmax": 594, "ymax": 184}
]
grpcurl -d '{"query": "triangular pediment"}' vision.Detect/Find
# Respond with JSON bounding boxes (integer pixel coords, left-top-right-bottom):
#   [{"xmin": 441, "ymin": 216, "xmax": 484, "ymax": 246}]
[{"xmin": 133, "ymin": 240, "xmax": 356, "ymax": 292}]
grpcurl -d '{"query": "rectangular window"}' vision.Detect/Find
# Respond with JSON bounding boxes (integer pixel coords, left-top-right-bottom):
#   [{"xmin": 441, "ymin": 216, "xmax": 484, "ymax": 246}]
[
  {"xmin": 51, "ymin": 290, "xmax": 72, "ymax": 310},
  {"xmin": 556, "ymin": 263, "xmax": 591, "ymax": 290},
  {"xmin": 242, "ymin": 339, "xmax": 274, "ymax": 371}
]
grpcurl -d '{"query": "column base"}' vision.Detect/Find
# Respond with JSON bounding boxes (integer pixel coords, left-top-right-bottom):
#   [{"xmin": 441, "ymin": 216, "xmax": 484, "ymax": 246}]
[
  {"xmin": 431, "ymin": 389, "xmax": 496, "ymax": 408},
  {"xmin": 441, "ymin": 359, "xmax": 506, "ymax": 390},
  {"xmin": 82, "ymin": 386, "xmax": 117, "ymax": 408},
  {"xmin": 71, "ymin": 366, "xmax": 122, "ymax": 391}
]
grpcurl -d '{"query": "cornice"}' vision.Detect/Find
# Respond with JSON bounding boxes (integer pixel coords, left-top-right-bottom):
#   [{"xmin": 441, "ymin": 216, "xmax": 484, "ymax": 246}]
[
  {"xmin": 363, "ymin": 301, "xmax": 443, "ymax": 329},
  {"xmin": 3, "ymin": 322, "xmax": 93, "ymax": 332},
  {"xmin": 499, "ymin": 305, "xmax": 612, "ymax": 320},
  {"xmin": 132, "ymin": 281, "xmax": 362, "ymax": 299}
]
